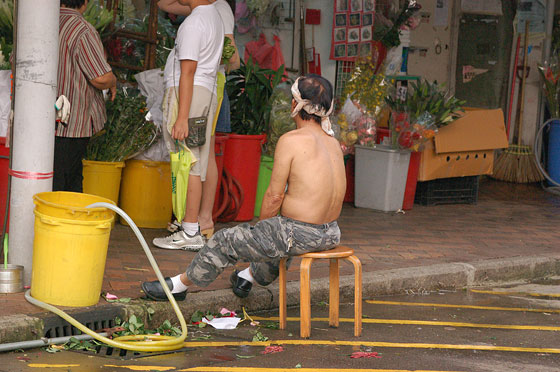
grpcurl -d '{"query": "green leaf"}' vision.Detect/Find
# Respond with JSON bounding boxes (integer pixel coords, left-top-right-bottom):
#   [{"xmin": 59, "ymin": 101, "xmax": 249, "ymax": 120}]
[{"xmin": 236, "ymin": 354, "xmax": 256, "ymax": 359}]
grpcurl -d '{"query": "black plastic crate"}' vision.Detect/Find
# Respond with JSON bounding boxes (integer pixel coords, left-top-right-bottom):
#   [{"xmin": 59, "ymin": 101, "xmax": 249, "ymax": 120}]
[{"xmin": 414, "ymin": 176, "xmax": 479, "ymax": 206}]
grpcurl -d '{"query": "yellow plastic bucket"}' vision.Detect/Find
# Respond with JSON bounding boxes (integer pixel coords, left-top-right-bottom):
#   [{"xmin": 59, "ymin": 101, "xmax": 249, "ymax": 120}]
[
  {"xmin": 119, "ymin": 160, "xmax": 172, "ymax": 228},
  {"xmin": 31, "ymin": 192, "xmax": 115, "ymax": 307},
  {"xmin": 82, "ymin": 160, "xmax": 125, "ymax": 203},
  {"xmin": 33, "ymin": 191, "xmax": 115, "ymax": 221}
]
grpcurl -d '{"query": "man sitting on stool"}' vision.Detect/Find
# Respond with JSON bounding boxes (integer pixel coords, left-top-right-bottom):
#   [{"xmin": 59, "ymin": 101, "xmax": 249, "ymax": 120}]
[{"xmin": 142, "ymin": 74, "xmax": 346, "ymax": 300}]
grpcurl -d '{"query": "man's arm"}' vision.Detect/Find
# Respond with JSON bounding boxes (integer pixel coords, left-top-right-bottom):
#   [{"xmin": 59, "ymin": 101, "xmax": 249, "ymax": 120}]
[
  {"xmin": 157, "ymin": 0, "xmax": 191, "ymax": 16},
  {"xmin": 260, "ymin": 135, "xmax": 293, "ymax": 220},
  {"xmin": 171, "ymin": 59, "xmax": 197, "ymax": 141},
  {"xmin": 90, "ymin": 71, "xmax": 117, "ymax": 100}
]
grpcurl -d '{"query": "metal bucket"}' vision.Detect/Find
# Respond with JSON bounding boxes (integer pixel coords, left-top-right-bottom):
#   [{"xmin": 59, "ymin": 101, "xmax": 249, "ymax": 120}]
[{"xmin": 0, "ymin": 265, "xmax": 24, "ymax": 293}]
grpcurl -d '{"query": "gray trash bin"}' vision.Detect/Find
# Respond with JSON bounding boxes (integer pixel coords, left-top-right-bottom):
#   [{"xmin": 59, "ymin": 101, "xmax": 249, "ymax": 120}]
[{"xmin": 354, "ymin": 145, "xmax": 411, "ymax": 212}]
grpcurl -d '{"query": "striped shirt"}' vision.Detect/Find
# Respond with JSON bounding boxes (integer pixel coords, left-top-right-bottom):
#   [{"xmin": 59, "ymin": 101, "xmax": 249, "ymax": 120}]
[{"xmin": 56, "ymin": 8, "xmax": 111, "ymax": 138}]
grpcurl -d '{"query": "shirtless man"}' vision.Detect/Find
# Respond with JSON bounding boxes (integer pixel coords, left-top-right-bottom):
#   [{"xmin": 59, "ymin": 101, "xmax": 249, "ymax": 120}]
[{"xmin": 142, "ymin": 74, "xmax": 346, "ymax": 301}]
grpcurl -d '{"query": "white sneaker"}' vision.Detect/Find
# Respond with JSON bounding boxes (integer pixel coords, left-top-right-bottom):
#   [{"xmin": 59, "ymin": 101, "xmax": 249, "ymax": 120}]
[{"xmin": 153, "ymin": 230, "xmax": 205, "ymax": 251}]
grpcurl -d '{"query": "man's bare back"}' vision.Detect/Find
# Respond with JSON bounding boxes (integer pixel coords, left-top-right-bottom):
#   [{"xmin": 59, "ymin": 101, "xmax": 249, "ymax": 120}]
[{"xmin": 261, "ymin": 122, "xmax": 346, "ymax": 225}]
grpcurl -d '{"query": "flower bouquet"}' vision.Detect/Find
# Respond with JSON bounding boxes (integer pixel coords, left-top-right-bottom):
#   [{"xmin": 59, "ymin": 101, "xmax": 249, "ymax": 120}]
[
  {"xmin": 337, "ymin": 98, "xmax": 377, "ymax": 154},
  {"xmin": 390, "ymin": 111, "xmax": 437, "ymax": 152},
  {"xmin": 537, "ymin": 57, "xmax": 560, "ymax": 118},
  {"xmin": 385, "ymin": 79, "xmax": 465, "ymax": 129}
]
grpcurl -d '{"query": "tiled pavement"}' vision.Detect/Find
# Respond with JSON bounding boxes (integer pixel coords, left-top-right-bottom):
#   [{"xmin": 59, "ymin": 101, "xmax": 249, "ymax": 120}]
[{"xmin": 2, "ymin": 177, "xmax": 560, "ymax": 317}]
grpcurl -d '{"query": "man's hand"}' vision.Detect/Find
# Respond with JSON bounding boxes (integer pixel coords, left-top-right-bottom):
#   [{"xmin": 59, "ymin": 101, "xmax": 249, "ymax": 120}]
[
  {"xmin": 171, "ymin": 117, "xmax": 189, "ymax": 141},
  {"xmin": 109, "ymin": 85, "xmax": 117, "ymax": 101}
]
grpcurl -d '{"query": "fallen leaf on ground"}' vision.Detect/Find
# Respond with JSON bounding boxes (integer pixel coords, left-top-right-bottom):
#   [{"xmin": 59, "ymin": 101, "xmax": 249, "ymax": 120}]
[
  {"xmin": 261, "ymin": 346, "xmax": 284, "ymax": 354},
  {"xmin": 350, "ymin": 351, "xmax": 382, "ymax": 359}
]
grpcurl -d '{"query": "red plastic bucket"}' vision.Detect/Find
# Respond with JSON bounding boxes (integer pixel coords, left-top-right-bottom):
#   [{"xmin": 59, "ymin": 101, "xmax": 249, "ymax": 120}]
[
  {"xmin": 213, "ymin": 133, "xmax": 229, "ymax": 216},
  {"xmin": 223, "ymin": 134, "xmax": 266, "ymax": 221},
  {"xmin": 402, "ymin": 151, "xmax": 421, "ymax": 210},
  {"xmin": 343, "ymin": 155, "xmax": 355, "ymax": 203},
  {"xmin": 0, "ymin": 137, "xmax": 9, "ymax": 229}
]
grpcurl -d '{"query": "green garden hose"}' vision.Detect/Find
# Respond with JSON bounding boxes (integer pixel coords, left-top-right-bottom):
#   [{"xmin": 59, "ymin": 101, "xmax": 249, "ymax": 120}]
[{"xmin": 24, "ymin": 202, "xmax": 187, "ymax": 352}]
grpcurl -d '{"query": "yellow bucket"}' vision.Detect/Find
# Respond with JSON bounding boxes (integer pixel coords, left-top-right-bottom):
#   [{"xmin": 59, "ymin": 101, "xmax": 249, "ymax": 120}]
[
  {"xmin": 82, "ymin": 160, "xmax": 125, "ymax": 203},
  {"xmin": 33, "ymin": 191, "xmax": 115, "ymax": 221},
  {"xmin": 31, "ymin": 192, "xmax": 115, "ymax": 307},
  {"xmin": 119, "ymin": 160, "xmax": 172, "ymax": 228}
]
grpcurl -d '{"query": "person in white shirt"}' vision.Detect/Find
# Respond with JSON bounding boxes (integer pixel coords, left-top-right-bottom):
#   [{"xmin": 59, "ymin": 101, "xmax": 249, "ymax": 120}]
[
  {"xmin": 154, "ymin": 0, "xmax": 224, "ymax": 251},
  {"xmin": 157, "ymin": 0, "xmax": 240, "ymax": 242}
]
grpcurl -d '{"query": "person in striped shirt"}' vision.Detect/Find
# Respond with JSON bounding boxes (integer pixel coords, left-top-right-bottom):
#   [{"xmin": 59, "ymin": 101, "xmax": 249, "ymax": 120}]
[{"xmin": 54, "ymin": 0, "xmax": 117, "ymax": 192}]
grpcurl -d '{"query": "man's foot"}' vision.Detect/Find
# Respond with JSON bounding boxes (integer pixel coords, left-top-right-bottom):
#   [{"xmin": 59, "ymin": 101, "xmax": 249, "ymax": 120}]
[
  {"xmin": 141, "ymin": 278, "xmax": 187, "ymax": 301},
  {"xmin": 153, "ymin": 230, "xmax": 204, "ymax": 251},
  {"xmin": 230, "ymin": 270, "xmax": 253, "ymax": 298}
]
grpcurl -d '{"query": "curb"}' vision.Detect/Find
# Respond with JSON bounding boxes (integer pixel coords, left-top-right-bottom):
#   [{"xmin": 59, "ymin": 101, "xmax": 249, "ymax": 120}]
[{"xmin": 2, "ymin": 255, "xmax": 559, "ymax": 344}]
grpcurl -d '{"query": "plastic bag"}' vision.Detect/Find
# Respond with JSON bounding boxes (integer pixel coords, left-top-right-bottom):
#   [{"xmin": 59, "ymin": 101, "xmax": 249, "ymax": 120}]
[
  {"xmin": 170, "ymin": 147, "xmax": 195, "ymax": 222},
  {"xmin": 244, "ymin": 33, "xmax": 285, "ymax": 72},
  {"xmin": 392, "ymin": 111, "xmax": 437, "ymax": 151},
  {"xmin": 265, "ymin": 83, "xmax": 294, "ymax": 157},
  {"xmin": 0, "ymin": 70, "xmax": 10, "ymax": 138},
  {"xmin": 133, "ymin": 69, "xmax": 168, "ymax": 161}
]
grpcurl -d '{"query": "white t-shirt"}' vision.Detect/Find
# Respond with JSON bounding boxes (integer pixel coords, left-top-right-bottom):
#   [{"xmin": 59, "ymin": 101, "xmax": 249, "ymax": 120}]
[
  {"xmin": 214, "ymin": 0, "xmax": 235, "ymax": 75},
  {"xmin": 163, "ymin": 4, "xmax": 224, "ymax": 93}
]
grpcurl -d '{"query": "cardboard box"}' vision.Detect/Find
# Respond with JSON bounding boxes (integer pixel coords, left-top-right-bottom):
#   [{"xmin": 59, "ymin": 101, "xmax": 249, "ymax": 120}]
[{"xmin": 417, "ymin": 108, "xmax": 509, "ymax": 181}]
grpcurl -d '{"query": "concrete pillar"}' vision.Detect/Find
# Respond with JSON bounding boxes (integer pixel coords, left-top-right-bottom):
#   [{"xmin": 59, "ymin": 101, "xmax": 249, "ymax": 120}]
[{"xmin": 9, "ymin": 0, "xmax": 60, "ymax": 285}]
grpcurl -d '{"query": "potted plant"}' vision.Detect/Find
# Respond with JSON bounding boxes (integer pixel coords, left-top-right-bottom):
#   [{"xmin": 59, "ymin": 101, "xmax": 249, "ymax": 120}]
[{"xmin": 224, "ymin": 57, "xmax": 285, "ymax": 221}]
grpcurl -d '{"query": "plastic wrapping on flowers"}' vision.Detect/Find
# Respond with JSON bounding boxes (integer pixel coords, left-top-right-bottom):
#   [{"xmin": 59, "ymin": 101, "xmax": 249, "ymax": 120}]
[
  {"xmin": 264, "ymin": 83, "xmax": 295, "ymax": 157},
  {"xmin": 335, "ymin": 97, "xmax": 377, "ymax": 155},
  {"xmin": 85, "ymin": 87, "xmax": 159, "ymax": 162},
  {"xmin": 537, "ymin": 56, "xmax": 560, "ymax": 118},
  {"xmin": 390, "ymin": 111, "xmax": 437, "ymax": 151}
]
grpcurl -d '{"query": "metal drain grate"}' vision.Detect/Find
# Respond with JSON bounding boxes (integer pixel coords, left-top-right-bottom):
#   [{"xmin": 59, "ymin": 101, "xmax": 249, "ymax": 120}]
[
  {"xmin": 69, "ymin": 345, "xmax": 194, "ymax": 360},
  {"xmin": 43, "ymin": 306, "xmax": 124, "ymax": 338}
]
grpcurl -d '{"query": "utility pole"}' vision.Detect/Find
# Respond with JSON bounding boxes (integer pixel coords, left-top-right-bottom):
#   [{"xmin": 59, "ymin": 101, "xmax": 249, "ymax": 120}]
[{"xmin": 9, "ymin": 0, "xmax": 59, "ymax": 285}]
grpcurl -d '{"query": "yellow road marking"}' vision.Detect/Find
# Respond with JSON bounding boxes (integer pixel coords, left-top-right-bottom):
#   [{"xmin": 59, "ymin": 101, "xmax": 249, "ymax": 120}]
[
  {"xmin": 470, "ymin": 289, "xmax": 560, "ymax": 298},
  {"xmin": 104, "ymin": 366, "xmax": 176, "ymax": 371},
  {"xmin": 183, "ymin": 339, "xmax": 560, "ymax": 354},
  {"xmin": 28, "ymin": 364, "xmax": 80, "ymax": 368},
  {"xmin": 180, "ymin": 368, "xmax": 465, "ymax": 372},
  {"xmin": 252, "ymin": 316, "xmax": 560, "ymax": 332},
  {"xmin": 366, "ymin": 300, "xmax": 560, "ymax": 314}
]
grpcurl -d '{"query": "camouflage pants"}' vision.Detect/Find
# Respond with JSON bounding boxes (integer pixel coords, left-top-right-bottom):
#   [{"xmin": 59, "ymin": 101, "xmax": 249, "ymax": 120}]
[{"xmin": 186, "ymin": 216, "xmax": 341, "ymax": 287}]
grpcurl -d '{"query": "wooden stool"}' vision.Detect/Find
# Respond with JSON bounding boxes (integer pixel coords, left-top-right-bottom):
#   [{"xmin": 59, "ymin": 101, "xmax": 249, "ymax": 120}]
[{"xmin": 279, "ymin": 246, "xmax": 362, "ymax": 338}]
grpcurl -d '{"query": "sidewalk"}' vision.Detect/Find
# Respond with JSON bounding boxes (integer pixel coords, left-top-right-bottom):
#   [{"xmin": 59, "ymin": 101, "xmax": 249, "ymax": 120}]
[{"xmin": 1, "ymin": 177, "xmax": 560, "ymax": 343}]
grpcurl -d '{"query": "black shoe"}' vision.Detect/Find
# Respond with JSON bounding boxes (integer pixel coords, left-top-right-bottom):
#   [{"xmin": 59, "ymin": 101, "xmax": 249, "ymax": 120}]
[
  {"xmin": 230, "ymin": 270, "xmax": 253, "ymax": 298},
  {"xmin": 141, "ymin": 277, "xmax": 187, "ymax": 301}
]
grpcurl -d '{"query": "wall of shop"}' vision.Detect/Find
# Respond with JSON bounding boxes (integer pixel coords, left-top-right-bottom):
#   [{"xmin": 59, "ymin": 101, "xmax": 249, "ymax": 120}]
[
  {"xmin": 234, "ymin": 0, "xmax": 337, "ymax": 85},
  {"xmin": 407, "ymin": 0, "xmax": 456, "ymax": 86}
]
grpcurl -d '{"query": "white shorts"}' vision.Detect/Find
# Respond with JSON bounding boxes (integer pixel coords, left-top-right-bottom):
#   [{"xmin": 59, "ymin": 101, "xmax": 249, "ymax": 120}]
[{"xmin": 162, "ymin": 85, "xmax": 218, "ymax": 181}]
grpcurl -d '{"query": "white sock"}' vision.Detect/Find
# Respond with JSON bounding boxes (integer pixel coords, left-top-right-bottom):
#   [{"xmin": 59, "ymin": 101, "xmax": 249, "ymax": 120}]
[
  {"xmin": 181, "ymin": 222, "xmax": 199, "ymax": 236},
  {"xmin": 238, "ymin": 267, "xmax": 256, "ymax": 284},
  {"xmin": 170, "ymin": 274, "xmax": 188, "ymax": 293}
]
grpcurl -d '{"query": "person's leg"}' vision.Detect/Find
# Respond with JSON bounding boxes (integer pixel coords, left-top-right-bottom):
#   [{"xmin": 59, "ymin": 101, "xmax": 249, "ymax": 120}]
[
  {"xmin": 53, "ymin": 136, "xmax": 89, "ymax": 192},
  {"xmin": 199, "ymin": 135, "xmax": 217, "ymax": 236},
  {"xmin": 186, "ymin": 217, "xmax": 290, "ymax": 287},
  {"xmin": 183, "ymin": 174, "xmax": 202, "ymax": 224},
  {"xmin": 53, "ymin": 136, "xmax": 67, "ymax": 191},
  {"xmin": 143, "ymin": 217, "xmax": 289, "ymax": 300},
  {"xmin": 67, "ymin": 137, "xmax": 89, "ymax": 193}
]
